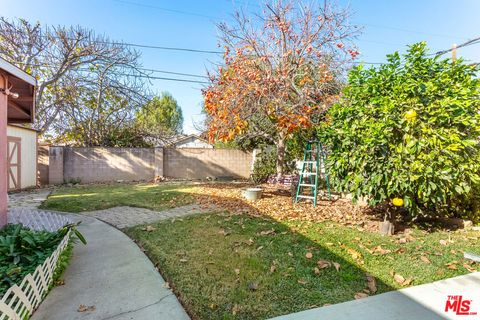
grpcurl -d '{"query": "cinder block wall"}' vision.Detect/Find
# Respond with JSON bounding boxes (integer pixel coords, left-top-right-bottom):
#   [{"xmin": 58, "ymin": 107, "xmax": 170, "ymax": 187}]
[
  {"xmin": 46, "ymin": 147, "xmax": 253, "ymax": 184},
  {"xmin": 63, "ymin": 147, "xmax": 155, "ymax": 183},
  {"xmin": 164, "ymin": 148, "xmax": 253, "ymax": 179},
  {"xmin": 37, "ymin": 145, "xmax": 50, "ymax": 186}
]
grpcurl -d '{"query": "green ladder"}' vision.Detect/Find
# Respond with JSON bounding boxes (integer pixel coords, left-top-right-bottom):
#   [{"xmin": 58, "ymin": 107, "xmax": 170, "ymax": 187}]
[{"xmin": 295, "ymin": 141, "xmax": 331, "ymax": 207}]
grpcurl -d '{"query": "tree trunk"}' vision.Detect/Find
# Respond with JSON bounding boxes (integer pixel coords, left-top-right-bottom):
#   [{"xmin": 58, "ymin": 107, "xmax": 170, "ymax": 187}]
[{"xmin": 276, "ymin": 133, "xmax": 286, "ymax": 179}]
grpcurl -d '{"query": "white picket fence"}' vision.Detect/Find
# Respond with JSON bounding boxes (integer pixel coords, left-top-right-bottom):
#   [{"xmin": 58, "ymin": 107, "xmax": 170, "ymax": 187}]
[{"xmin": 0, "ymin": 209, "xmax": 73, "ymax": 320}]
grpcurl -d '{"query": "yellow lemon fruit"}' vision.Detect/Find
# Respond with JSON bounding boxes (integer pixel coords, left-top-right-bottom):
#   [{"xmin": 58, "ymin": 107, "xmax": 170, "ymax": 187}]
[
  {"xmin": 392, "ymin": 198, "xmax": 404, "ymax": 207},
  {"xmin": 405, "ymin": 110, "xmax": 417, "ymax": 121}
]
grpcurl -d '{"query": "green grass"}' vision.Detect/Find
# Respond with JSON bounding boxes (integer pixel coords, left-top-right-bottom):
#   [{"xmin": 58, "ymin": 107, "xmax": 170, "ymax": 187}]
[
  {"xmin": 40, "ymin": 183, "xmax": 195, "ymax": 212},
  {"xmin": 126, "ymin": 212, "xmax": 479, "ymax": 320},
  {"xmin": 41, "ymin": 183, "xmax": 479, "ymax": 319}
]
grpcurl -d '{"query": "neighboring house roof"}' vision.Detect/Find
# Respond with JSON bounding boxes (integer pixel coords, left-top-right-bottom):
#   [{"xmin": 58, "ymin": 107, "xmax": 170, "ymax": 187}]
[
  {"xmin": 156, "ymin": 134, "xmax": 213, "ymax": 148},
  {"xmin": 171, "ymin": 134, "xmax": 211, "ymax": 146}
]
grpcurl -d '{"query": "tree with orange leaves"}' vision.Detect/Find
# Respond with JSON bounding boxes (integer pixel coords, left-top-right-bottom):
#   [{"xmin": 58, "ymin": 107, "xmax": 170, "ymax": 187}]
[{"xmin": 203, "ymin": 0, "xmax": 359, "ymax": 177}]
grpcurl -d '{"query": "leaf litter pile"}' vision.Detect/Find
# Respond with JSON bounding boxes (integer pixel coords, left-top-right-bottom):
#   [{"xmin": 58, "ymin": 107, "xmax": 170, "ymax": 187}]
[{"xmin": 193, "ymin": 183, "xmax": 379, "ymax": 230}]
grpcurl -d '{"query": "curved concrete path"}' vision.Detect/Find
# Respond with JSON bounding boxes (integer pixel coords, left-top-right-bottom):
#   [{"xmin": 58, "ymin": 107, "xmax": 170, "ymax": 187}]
[{"xmin": 31, "ymin": 214, "xmax": 190, "ymax": 320}]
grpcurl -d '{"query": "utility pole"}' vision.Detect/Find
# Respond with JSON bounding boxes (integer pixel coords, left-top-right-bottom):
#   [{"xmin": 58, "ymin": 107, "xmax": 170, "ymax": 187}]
[{"xmin": 452, "ymin": 43, "xmax": 457, "ymax": 62}]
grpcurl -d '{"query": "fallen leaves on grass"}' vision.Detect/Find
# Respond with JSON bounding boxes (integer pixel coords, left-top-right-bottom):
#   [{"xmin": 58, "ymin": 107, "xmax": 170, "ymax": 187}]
[
  {"xmin": 231, "ymin": 304, "xmax": 241, "ymax": 315},
  {"xmin": 192, "ymin": 184, "xmax": 377, "ymax": 229},
  {"xmin": 260, "ymin": 229, "xmax": 276, "ymax": 236},
  {"xmin": 341, "ymin": 245, "xmax": 363, "ymax": 264},
  {"xmin": 218, "ymin": 229, "xmax": 231, "ymax": 236},
  {"xmin": 392, "ymin": 272, "xmax": 413, "ymax": 286},
  {"xmin": 446, "ymin": 262, "xmax": 458, "ymax": 270},
  {"xmin": 305, "ymin": 252, "xmax": 313, "ymax": 259},
  {"xmin": 366, "ymin": 273, "xmax": 377, "ymax": 293},
  {"xmin": 332, "ymin": 262, "xmax": 341, "ymax": 271},
  {"xmin": 354, "ymin": 292, "xmax": 369, "ymax": 300},
  {"xmin": 371, "ymin": 245, "xmax": 391, "ymax": 255},
  {"xmin": 463, "ymin": 263, "xmax": 477, "ymax": 273},
  {"xmin": 142, "ymin": 225, "xmax": 156, "ymax": 232},
  {"xmin": 420, "ymin": 256, "xmax": 431, "ymax": 264},
  {"xmin": 317, "ymin": 259, "xmax": 332, "ymax": 269},
  {"xmin": 393, "ymin": 273, "xmax": 405, "ymax": 284}
]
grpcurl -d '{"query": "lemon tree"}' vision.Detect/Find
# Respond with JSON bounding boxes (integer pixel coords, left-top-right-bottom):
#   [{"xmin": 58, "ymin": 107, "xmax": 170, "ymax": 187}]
[{"xmin": 322, "ymin": 42, "xmax": 480, "ymax": 218}]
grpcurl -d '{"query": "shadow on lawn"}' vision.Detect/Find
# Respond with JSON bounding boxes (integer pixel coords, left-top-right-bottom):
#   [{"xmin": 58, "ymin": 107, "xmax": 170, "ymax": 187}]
[{"xmin": 129, "ymin": 186, "xmax": 449, "ymax": 320}]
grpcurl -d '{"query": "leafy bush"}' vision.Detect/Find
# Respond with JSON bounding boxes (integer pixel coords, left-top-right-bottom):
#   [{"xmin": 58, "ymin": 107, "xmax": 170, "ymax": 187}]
[
  {"xmin": 251, "ymin": 144, "xmax": 300, "ymax": 183},
  {"xmin": 322, "ymin": 42, "xmax": 480, "ymax": 217},
  {"xmin": 0, "ymin": 223, "xmax": 85, "ymax": 295},
  {"xmin": 0, "ymin": 225, "xmax": 63, "ymax": 294},
  {"xmin": 251, "ymin": 148, "xmax": 277, "ymax": 183}
]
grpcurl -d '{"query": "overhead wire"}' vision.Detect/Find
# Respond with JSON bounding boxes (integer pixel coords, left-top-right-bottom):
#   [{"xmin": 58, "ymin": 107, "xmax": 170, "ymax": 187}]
[{"xmin": 5, "ymin": 59, "xmax": 211, "ymax": 85}]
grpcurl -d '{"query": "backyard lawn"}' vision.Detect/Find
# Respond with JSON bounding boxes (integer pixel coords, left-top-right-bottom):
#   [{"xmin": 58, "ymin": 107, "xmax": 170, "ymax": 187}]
[
  {"xmin": 40, "ymin": 183, "xmax": 195, "ymax": 212},
  {"xmin": 126, "ymin": 212, "xmax": 478, "ymax": 319},
  {"xmin": 42, "ymin": 183, "xmax": 479, "ymax": 319}
]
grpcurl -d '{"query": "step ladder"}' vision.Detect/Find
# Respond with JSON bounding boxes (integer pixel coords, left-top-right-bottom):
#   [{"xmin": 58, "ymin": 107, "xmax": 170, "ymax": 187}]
[{"xmin": 295, "ymin": 141, "xmax": 331, "ymax": 207}]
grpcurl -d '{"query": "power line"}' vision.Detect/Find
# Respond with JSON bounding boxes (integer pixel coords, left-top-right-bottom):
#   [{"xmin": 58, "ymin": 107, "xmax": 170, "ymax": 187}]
[
  {"xmin": 8, "ymin": 58, "xmax": 208, "ymax": 79},
  {"xmin": 5, "ymin": 59, "xmax": 211, "ymax": 85},
  {"xmin": 224, "ymin": 1, "xmax": 467, "ymax": 41},
  {"xmin": 135, "ymin": 67, "xmax": 208, "ymax": 79},
  {"xmin": 112, "ymin": 0, "xmax": 218, "ymax": 19},
  {"xmin": 357, "ymin": 22, "xmax": 468, "ymax": 41},
  {"xmin": 117, "ymin": 73, "xmax": 210, "ymax": 84},
  {"xmin": 45, "ymin": 34, "xmax": 222, "ymax": 54},
  {"xmin": 95, "ymin": 39, "xmax": 222, "ymax": 54},
  {"xmin": 435, "ymin": 36, "xmax": 480, "ymax": 56}
]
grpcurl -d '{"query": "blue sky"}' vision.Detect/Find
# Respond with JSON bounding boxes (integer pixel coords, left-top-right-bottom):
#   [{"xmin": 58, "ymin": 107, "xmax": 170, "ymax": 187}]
[{"xmin": 2, "ymin": 0, "xmax": 480, "ymax": 133}]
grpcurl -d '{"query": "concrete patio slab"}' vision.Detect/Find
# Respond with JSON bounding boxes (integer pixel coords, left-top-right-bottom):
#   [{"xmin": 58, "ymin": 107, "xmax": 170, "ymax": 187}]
[
  {"xmin": 31, "ymin": 214, "xmax": 190, "ymax": 320},
  {"xmin": 8, "ymin": 188, "xmax": 52, "ymax": 209},
  {"xmin": 271, "ymin": 272, "xmax": 480, "ymax": 320}
]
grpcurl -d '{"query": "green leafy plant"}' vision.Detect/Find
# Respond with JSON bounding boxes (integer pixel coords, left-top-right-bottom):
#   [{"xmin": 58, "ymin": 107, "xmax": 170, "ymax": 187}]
[
  {"xmin": 0, "ymin": 222, "xmax": 86, "ymax": 295},
  {"xmin": 322, "ymin": 42, "xmax": 480, "ymax": 218},
  {"xmin": 251, "ymin": 146, "xmax": 299, "ymax": 183},
  {"xmin": 251, "ymin": 148, "xmax": 277, "ymax": 183}
]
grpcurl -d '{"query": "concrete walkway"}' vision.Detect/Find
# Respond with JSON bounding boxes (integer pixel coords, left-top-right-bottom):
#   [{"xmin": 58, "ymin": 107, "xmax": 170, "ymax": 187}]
[
  {"xmin": 85, "ymin": 204, "xmax": 217, "ymax": 229},
  {"xmin": 271, "ymin": 272, "xmax": 480, "ymax": 320},
  {"xmin": 31, "ymin": 214, "xmax": 190, "ymax": 320}
]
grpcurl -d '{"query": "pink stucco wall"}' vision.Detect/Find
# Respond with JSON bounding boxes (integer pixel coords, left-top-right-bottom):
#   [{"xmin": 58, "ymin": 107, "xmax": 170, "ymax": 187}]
[{"xmin": 0, "ymin": 75, "xmax": 7, "ymax": 227}]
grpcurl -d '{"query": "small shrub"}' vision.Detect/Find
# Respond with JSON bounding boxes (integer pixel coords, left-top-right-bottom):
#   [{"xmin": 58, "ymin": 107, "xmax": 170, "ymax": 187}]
[
  {"xmin": 322, "ymin": 42, "xmax": 480, "ymax": 218},
  {"xmin": 64, "ymin": 177, "xmax": 81, "ymax": 185},
  {"xmin": 251, "ymin": 148, "xmax": 277, "ymax": 183}
]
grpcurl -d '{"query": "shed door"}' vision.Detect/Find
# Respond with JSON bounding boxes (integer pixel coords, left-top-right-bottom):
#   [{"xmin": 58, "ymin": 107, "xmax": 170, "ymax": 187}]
[{"xmin": 7, "ymin": 136, "xmax": 21, "ymax": 190}]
